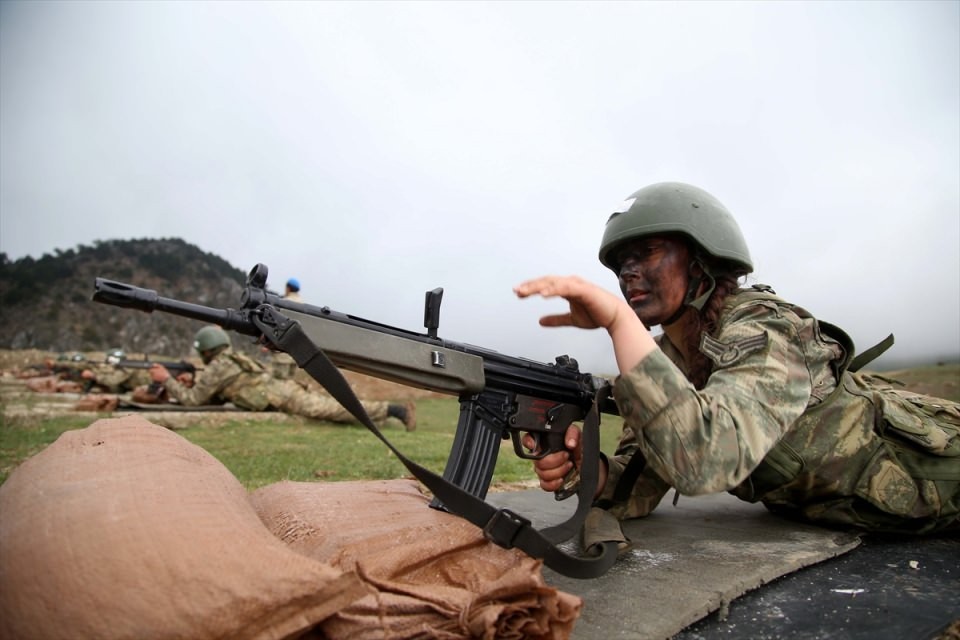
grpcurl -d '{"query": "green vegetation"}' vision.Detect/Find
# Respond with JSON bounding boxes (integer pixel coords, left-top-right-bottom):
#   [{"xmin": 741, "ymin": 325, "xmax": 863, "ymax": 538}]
[
  {"xmin": 0, "ymin": 397, "xmax": 625, "ymax": 489},
  {"xmin": 2, "ymin": 363, "xmax": 955, "ymax": 489},
  {"xmin": 0, "ymin": 238, "xmax": 250, "ymax": 354},
  {"xmin": 0, "ymin": 414, "xmax": 94, "ymax": 481},
  {"xmin": 870, "ymin": 363, "xmax": 960, "ymax": 403}
]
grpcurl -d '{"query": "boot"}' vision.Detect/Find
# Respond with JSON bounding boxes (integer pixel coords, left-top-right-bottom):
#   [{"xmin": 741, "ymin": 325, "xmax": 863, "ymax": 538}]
[{"xmin": 388, "ymin": 402, "xmax": 417, "ymax": 431}]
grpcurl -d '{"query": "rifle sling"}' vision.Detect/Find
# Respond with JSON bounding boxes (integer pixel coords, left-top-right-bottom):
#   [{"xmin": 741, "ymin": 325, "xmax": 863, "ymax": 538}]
[{"xmin": 253, "ymin": 310, "xmax": 618, "ymax": 579}]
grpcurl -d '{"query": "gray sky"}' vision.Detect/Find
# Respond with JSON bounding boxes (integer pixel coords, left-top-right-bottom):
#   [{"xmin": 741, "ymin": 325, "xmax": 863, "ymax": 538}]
[{"xmin": 2, "ymin": 0, "xmax": 958, "ymax": 374}]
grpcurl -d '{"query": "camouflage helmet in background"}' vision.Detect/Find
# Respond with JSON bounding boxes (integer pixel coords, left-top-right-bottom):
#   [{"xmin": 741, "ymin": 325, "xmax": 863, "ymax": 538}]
[
  {"xmin": 106, "ymin": 349, "xmax": 125, "ymax": 364},
  {"xmin": 193, "ymin": 325, "xmax": 231, "ymax": 353},
  {"xmin": 598, "ymin": 182, "xmax": 753, "ymax": 274}
]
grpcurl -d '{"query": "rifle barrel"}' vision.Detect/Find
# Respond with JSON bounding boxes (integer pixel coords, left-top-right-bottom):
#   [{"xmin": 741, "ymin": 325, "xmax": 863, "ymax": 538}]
[{"xmin": 93, "ymin": 278, "xmax": 259, "ymax": 337}]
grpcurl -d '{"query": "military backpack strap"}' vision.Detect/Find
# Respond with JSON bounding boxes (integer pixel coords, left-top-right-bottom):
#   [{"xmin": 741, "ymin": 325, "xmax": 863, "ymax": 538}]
[
  {"xmin": 848, "ymin": 334, "xmax": 895, "ymax": 373},
  {"xmin": 732, "ymin": 286, "xmax": 895, "ymax": 375},
  {"xmin": 252, "ymin": 306, "xmax": 619, "ymax": 579}
]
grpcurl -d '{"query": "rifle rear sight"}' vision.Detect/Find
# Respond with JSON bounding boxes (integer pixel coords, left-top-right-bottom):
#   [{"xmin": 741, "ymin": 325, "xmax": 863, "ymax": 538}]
[{"xmin": 244, "ymin": 263, "xmax": 448, "ymax": 341}]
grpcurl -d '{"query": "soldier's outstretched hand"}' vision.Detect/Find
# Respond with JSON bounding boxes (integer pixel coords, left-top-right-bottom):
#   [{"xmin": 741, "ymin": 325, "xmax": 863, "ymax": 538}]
[
  {"xmin": 514, "ymin": 275, "xmax": 628, "ymax": 333},
  {"xmin": 514, "ymin": 274, "xmax": 657, "ymax": 376}
]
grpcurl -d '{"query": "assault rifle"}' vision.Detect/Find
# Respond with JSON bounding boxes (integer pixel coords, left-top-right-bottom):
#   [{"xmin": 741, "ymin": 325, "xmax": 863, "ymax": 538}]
[
  {"xmin": 111, "ymin": 359, "xmax": 199, "ymax": 396},
  {"xmin": 112, "ymin": 359, "xmax": 198, "ymax": 377},
  {"xmin": 92, "ymin": 263, "xmax": 621, "ymax": 578}
]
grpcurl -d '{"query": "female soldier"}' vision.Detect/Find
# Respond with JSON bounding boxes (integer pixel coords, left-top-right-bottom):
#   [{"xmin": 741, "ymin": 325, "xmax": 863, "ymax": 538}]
[{"xmin": 515, "ymin": 182, "xmax": 959, "ymax": 535}]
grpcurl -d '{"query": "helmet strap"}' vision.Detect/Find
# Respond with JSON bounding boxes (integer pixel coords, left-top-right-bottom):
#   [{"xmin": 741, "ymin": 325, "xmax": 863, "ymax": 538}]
[{"xmin": 662, "ymin": 257, "xmax": 716, "ymax": 327}]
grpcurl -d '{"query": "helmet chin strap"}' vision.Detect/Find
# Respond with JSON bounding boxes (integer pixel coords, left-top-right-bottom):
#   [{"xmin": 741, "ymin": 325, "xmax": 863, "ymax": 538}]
[{"xmin": 661, "ymin": 258, "xmax": 716, "ymax": 327}]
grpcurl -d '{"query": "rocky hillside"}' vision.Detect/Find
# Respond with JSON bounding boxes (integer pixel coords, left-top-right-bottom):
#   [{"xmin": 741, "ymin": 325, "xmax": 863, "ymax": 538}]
[{"xmin": 0, "ymin": 239, "xmax": 253, "ymax": 358}]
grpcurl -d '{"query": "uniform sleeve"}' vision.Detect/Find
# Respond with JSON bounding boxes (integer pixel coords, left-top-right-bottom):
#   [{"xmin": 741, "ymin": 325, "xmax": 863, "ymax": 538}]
[
  {"xmin": 597, "ymin": 423, "xmax": 673, "ymax": 519},
  {"xmin": 163, "ymin": 356, "xmax": 237, "ymax": 406},
  {"xmin": 613, "ymin": 302, "xmax": 816, "ymax": 496},
  {"xmin": 93, "ymin": 365, "xmax": 132, "ymax": 391}
]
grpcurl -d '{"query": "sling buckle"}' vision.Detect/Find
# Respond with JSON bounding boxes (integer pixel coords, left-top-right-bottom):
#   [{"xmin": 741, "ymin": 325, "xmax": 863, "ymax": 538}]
[{"xmin": 482, "ymin": 509, "xmax": 530, "ymax": 549}]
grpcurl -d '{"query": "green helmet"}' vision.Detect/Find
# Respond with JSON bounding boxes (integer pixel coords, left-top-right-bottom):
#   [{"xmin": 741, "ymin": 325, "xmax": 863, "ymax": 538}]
[
  {"xmin": 193, "ymin": 325, "xmax": 230, "ymax": 353},
  {"xmin": 598, "ymin": 182, "xmax": 753, "ymax": 274},
  {"xmin": 106, "ymin": 349, "xmax": 125, "ymax": 364}
]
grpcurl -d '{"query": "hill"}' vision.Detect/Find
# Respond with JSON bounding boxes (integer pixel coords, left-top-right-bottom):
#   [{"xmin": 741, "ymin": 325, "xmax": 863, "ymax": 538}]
[{"xmin": 0, "ymin": 239, "xmax": 251, "ymax": 357}]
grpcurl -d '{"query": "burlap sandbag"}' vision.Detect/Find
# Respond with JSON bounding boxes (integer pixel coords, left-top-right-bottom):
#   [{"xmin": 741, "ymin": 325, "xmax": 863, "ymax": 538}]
[
  {"xmin": 0, "ymin": 416, "xmax": 366, "ymax": 640},
  {"xmin": 251, "ymin": 479, "xmax": 583, "ymax": 640}
]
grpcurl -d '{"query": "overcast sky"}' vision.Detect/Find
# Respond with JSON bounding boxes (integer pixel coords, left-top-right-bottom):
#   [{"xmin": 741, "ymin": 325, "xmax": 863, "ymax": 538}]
[{"xmin": 1, "ymin": 1, "xmax": 958, "ymax": 374}]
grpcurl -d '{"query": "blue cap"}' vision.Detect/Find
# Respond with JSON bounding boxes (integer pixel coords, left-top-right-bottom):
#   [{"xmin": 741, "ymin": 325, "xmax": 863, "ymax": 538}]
[{"xmin": 286, "ymin": 277, "xmax": 300, "ymax": 291}]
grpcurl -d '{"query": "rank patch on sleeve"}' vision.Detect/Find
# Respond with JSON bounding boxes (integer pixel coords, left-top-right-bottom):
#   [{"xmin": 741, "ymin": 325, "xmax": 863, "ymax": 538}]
[{"xmin": 699, "ymin": 332, "xmax": 769, "ymax": 367}]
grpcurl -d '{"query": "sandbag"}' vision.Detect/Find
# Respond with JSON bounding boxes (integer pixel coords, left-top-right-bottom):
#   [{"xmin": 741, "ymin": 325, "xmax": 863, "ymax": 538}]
[
  {"xmin": 251, "ymin": 479, "xmax": 583, "ymax": 640},
  {"xmin": 0, "ymin": 415, "xmax": 366, "ymax": 640}
]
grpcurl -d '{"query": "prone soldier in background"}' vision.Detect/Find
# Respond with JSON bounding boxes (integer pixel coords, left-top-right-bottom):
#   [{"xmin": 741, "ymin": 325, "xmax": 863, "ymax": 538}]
[
  {"xmin": 150, "ymin": 325, "xmax": 417, "ymax": 430},
  {"xmin": 80, "ymin": 349, "xmax": 153, "ymax": 393},
  {"xmin": 35, "ymin": 352, "xmax": 89, "ymax": 381}
]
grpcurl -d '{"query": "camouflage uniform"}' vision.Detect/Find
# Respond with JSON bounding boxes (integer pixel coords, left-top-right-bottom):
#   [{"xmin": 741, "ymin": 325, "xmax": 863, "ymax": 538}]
[
  {"xmin": 162, "ymin": 346, "xmax": 390, "ymax": 424},
  {"xmin": 86, "ymin": 364, "xmax": 152, "ymax": 393},
  {"xmin": 599, "ymin": 288, "xmax": 960, "ymax": 534}
]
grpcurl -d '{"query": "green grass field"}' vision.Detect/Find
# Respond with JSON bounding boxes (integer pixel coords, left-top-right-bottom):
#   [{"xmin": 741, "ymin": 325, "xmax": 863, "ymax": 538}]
[
  {"xmin": 0, "ymin": 397, "xmax": 627, "ymax": 489},
  {"xmin": 2, "ymin": 362, "xmax": 956, "ymax": 489}
]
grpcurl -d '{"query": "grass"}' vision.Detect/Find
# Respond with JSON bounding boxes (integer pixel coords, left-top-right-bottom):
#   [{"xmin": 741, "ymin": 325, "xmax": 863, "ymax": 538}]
[
  {"xmin": 0, "ymin": 397, "xmax": 626, "ymax": 489},
  {"xmin": 2, "ymin": 362, "xmax": 955, "ymax": 489}
]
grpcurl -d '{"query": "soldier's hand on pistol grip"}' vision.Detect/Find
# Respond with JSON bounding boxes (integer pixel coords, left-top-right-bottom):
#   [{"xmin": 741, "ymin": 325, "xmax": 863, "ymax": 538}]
[{"xmin": 522, "ymin": 425, "xmax": 584, "ymax": 493}]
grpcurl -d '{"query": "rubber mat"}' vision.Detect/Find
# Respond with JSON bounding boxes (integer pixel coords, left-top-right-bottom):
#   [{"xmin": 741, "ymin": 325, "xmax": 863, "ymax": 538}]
[{"xmin": 488, "ymin": 489, "xmax": 863, "ymax": 640}]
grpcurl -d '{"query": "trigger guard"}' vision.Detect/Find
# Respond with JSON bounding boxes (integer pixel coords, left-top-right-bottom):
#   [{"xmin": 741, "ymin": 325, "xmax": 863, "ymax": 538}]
[{"xmin": 511, "ymin": 431, "xmax": 547, "ymax": 461}]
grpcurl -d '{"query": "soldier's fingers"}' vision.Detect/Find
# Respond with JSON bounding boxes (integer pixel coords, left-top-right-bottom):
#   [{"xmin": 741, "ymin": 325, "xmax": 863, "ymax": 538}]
[
  {"xmin": 533, "ymin": 449, "xmax": 569, "ymax": 470},
  {"xmin": 533, "ymin": 457, "xmax": 573, "ymax": 482},
  {"xmin": 564, "ymin": 425, "xmax": 582, "ymax": 449}
]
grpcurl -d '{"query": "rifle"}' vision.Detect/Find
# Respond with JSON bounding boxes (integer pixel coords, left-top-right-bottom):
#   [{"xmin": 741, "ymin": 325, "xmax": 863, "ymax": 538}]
[
  {"xmin": 92, "ymin": 263, "xmax": 622, "ymax": 578},
  {"xmin": 112, "ymin": 359, "xmax": 198, "ymax": 376},
  {"xmin": 21, "ymin": 362, "xmax": 84, "ymax": 380},
  {"xmin": 111, "ymin": 359, "xmax": 199, "ymax": 396}
]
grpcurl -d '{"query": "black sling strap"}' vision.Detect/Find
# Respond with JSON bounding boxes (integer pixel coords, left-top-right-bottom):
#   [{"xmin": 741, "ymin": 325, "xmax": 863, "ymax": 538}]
[{"xmin": 253, "ymin": 307, "xmax": 619, "ymax": 579}]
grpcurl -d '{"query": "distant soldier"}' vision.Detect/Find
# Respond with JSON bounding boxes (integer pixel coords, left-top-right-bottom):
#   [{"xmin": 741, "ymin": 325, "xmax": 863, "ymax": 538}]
[
  {"xmin": 17, "ymin": 352, "xmax": 86, "ymax": 380},
  {"xmin": 283, "ymin": 277, "xmax": 302, "ymax": 303},
  {"xmin": 268, "ymin": 277, "xmax": 304, "ymax": 381},
  {"xmin": 80, "ymin": 349, "xmax": 152, "ymax": 393},
  {"xmin": 150, "ymin": 325, "xmax": 416, "ymax": 430},
  {"xmin": 19, "ymin": 352, "xmax": 88, "ymax": 394},
  {"xmin": 48, "ymin": 352, "xmax": 89, "ymax": 380}
]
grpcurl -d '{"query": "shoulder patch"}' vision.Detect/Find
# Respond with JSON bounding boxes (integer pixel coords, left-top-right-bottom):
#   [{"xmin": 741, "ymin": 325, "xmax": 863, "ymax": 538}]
[{"xmin": 699, "ymin": 332, "xmax": 769, "ymax": 368}]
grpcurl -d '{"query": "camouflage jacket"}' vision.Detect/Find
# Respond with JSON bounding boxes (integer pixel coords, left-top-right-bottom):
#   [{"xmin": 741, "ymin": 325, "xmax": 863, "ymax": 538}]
[
  {"xmin": 600, "ymin": 287, "xmax": 960, "ymax": 534},
  {"xmin": 88, "ymin": 364, "xmax": 152, "ymax": 393},
  {"xmin": 163, "ymin": 347, "xmax": 273, "ymax": 410}
]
